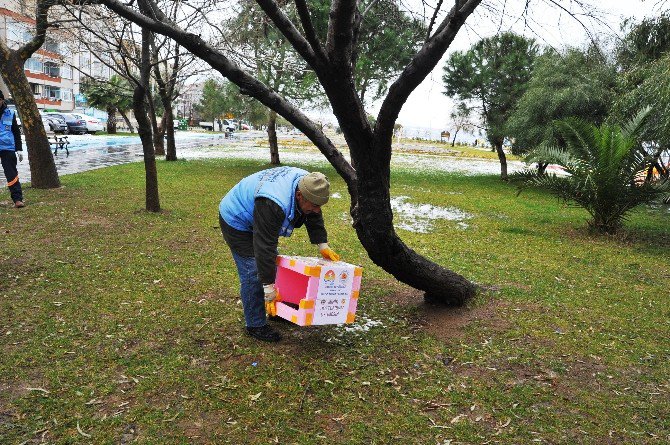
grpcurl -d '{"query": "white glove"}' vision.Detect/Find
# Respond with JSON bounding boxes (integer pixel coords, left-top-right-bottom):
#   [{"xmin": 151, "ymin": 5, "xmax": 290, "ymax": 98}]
[
  {"xmin": 263, "ymin": 284, "xmax": 277, "ymax": 302},
  {"xmin": 17, "ymin": 153, "xmax": 23, "ymax": 163}
]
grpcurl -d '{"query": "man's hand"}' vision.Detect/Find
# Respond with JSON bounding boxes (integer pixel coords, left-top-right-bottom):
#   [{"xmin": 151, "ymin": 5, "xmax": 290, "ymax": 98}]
[
  {"xmin": 264, "ymin": 284, "xmax": 278, "ymax": 316},
  {"xmin": 263, "ymin": 284, "xmax": 277, "ymax": 302},
  {"xmin": 17, "ymin": 153, "xmax": 23, "ymax": 163},
  {"xmin": 318, "ymin": 243, "xmax": 340, "ymax": 261}
]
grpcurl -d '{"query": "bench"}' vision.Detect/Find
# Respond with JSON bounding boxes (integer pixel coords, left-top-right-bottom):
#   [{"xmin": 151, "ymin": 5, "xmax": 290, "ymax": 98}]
[
  {"xmin": 49, "ymin": 135, "xmax": 70, "ymax": 156},
  {"xmin": 224, "ymin": 129, "xmax": 239, "ymax": 139}
]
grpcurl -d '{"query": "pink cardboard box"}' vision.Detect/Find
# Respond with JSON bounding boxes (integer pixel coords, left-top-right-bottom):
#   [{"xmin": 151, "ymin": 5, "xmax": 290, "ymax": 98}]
[{"xmin": 272, "ymin": 255, "xmax": 363, "ymax": 326}]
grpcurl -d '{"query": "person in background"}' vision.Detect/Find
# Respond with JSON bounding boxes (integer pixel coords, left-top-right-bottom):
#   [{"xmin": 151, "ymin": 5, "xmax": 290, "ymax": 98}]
[
  {"xmin": 219, "ymin": 166, "xmax": 340, "ymax": 342},
  {"xmin": 0, "ymin": 90, "xmax": 24, "ymax": 208}
]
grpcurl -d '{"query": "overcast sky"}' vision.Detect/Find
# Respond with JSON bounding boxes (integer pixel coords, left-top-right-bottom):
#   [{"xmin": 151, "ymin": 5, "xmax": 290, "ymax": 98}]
[{"xmin": 384, "ymin": 0, "xmax": 664, "ymax": 130}]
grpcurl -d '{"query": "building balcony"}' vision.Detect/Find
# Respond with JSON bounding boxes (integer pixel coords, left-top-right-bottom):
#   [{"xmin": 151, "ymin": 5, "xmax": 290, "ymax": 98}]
[
  {"xmin": 25, "ymin": 70, "xmax": 62, "ymax": 83},
  {"xmin": 36, "ymin": 97, "xmax": 62, "ymax": 106}
]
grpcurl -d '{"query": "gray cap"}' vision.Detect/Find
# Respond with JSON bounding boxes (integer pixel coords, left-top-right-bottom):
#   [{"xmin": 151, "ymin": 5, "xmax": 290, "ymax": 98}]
[{"xmin": 298, "ymin": 172, "xmax": 330, "ymax": 206}]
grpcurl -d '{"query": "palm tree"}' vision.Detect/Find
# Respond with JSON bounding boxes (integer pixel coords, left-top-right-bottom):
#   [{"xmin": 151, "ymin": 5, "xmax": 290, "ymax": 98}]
[
  {"xmin": 80, "ymin": 75, "xmax": 134, "ymax": 134},
  {"xmin": 516, "ymin": 110, "xmax": 669, "ymax": 234}
]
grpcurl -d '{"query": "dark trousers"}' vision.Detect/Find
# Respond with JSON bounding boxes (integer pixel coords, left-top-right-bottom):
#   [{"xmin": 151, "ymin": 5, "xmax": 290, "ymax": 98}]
[{"xmin": 0, "ymin": 150, "xmax": 23, "ymax": 203}]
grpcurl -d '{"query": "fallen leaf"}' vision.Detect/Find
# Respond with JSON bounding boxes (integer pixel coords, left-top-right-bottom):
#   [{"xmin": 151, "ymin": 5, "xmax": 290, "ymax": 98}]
[{"xmin": 450, "ymin": 414, "xmax": 466, "ymax": 424}]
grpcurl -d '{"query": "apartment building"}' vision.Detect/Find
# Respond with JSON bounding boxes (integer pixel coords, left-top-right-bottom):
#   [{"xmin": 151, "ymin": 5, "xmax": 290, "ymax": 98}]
[
  {"xmin": 175, "ymin": 81, "xmax": 205, "ymax": 124},
  {"xmin": 0, "ymin": 0, "xmax": 110, "ymax": 112}
]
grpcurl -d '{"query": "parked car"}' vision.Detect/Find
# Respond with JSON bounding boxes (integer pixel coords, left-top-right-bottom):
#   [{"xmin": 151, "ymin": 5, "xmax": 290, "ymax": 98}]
[
  {"xmin": 222, "ymin": 119, "xmax": 236, "ymax": 132},
  {"xmin": 44, "ymin": 112, "xmax": 87, "ymax": 135},
  {"xmin": 70, "ymin": 113, "xmax": 105, "ymax": 134},
  {"xmin": 6, "ymin": 104, "xmax": 54, "ymax": 134},
  {"xmin": 40, "ymin": 112, "xmax": 68, "ymax": 134},
  {"xmin": 199, "ymin": 121, "xmax": 214, "ymax": 131}
]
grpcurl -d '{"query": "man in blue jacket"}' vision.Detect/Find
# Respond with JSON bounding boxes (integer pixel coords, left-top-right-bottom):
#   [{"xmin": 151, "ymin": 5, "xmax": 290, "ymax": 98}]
[
  {"xmin": 0, "ymin": 91, "xmax": 24, "ymax": 208},
  {"xmin": 219, "ymin": 166, "xmax": 340, "ymax": 342}
]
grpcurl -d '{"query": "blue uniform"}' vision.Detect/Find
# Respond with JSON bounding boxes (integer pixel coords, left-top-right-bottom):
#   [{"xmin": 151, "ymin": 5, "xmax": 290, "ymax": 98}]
[
  {"xmin": 0, "ymin": 106, "xmax": 23, "ymax": 204},
  {"xmin": 219, "ymin": 166, "xmax": 308, "ymax": 237}
]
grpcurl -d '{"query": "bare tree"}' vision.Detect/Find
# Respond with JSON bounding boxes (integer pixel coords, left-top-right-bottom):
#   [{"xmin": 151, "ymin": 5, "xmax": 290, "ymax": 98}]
[
  {"xmin": 60, "ymin": 3, "xmax": 165, "ymax": 210},
  {"xmin": 0, "ymin": 0, "xmax": 59, "ymax": 188},
  {"xmin": 150, "ymin": 21, "xmax": 202, "ymax": 161},
  {"xmin": 134, "ymin": 0, "xmax": 160, "ymax": 211},
  {"xmin": 61, "ymin": 3, "xmax": 201, "ymax": 157},
  {"xmin": 95, "ymin": 0, "xmax": 484, "ymax": 304}
]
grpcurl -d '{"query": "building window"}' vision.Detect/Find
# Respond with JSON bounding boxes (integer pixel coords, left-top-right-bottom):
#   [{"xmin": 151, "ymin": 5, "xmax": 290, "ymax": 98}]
[
  {"xmin": 44, "ymin": 38, "xmax": 61, "ymax": 55},
  {"xmin": 80, "ymin": 52, "xmax": 91, "ymax": 72},
  {"xmin": 30, "ymin": 83, "xmax": 42, "ymax": 95},
  {"xmin": 7, "ymin": 22, "xmax": 32, "ymax": 45},
  {"xmin": 61, "ymin": 88, "xmax": 73, "ymax": 102},
  {"xmin": 43, "ymin": 61, "xmax": 60, "ymax": 78},
  {"xmin": 44, "ymin": 85, "xmax": 61, "ymax": 100},
  {"xmin": 25, "ymin": 58, "xmax": 43, "ymax": 73},
  {"xmin": 61, "ymin": 64, "xmax": 73, "ymax": 80}
]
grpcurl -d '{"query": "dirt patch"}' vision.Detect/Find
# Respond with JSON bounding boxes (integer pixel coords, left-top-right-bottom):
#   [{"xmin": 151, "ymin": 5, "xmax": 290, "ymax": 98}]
[
  {"xmin": 0, "ymin": 374, "xmax": 48, "ymax": 405},
  {"xmin": 179, "ymin": 411, "xmax": 226, "ymax": 442},
  {"xmin": 379, "ymin": 284, "xmax": 511, "ymax": 343}
]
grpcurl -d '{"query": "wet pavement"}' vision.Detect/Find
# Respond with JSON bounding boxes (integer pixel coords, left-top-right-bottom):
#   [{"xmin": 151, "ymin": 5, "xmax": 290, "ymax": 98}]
[
  {"xmin": 1, "ymin": 130, "xmax": 525, "ymax": 187},
  {"xmin": 1, "ymin": 131, "xmax": 237, "ymax": 186}
]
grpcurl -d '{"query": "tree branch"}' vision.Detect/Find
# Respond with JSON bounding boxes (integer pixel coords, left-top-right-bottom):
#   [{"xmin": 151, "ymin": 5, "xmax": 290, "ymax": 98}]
[
  {"xmin": 254, "ymin": 0, "xmax": 322, "ymax": 70},
  {"xmin": 18, "ymin": 0, "xmax": 54, "ymax": 61},
  {"xmin": 98, "ymin": 0, "xmax": 356, "ymax": 185},
  {"xmin": 294, "ymin": 0, "xmax": 328, "ymax": 62},
  {"xmin": 426, "ymin": 0, "xmax": 445, "ymax": 41},
  {"xmin": 376, "ymin": 0, "xmax": 481, "ymax": 144},
  {"xmin": 325, "ymin": 0, "xmax": 357, "ymax": 71}
]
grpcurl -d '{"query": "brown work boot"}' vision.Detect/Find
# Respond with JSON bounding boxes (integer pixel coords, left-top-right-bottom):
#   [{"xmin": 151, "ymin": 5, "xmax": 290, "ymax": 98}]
[{"xmin": 14, "ymin": 201, "xmax": 25, "ymax": 208}]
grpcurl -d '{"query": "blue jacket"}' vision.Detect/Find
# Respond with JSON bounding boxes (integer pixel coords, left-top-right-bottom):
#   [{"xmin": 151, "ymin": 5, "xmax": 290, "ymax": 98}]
[
  {"xmin": 0, "ymin": 108, "xmax": 20, "ymax": 152},
  {"xmin": 219, "ymin": 166, "xmax": 308, "ymax": 237}
]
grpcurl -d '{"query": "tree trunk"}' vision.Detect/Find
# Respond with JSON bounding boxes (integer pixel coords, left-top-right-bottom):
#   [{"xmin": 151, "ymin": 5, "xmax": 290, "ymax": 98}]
[
  {"xmin": 1, "ymin": 55, "xmax": 60, "ymax": 189},
  {"xmin": 494, "ymin": 140, "xmax": 508, "ymax": 180},
  {"xmin": 160, "ymin": 96, "xmax": 176, "ymax": 161},
  {"xmin": 267, "ymin": 109, "xmax": 279, "ymax": 165},
  {"xmin": 134, "ymin": 27, "xmax": 160, "ymax": 212},
  {"xmin": 119, "ymin": 109, "xmax": 134, "ymax": 133},
  {"xmin": 351, "ymin": 148, "xmax": 477, "ymax": 305},
  {"xmin": 106, "ymin": 106, "xmax": 117, "ymax": 134},
  {"xmin": 451, "ymin": 129, "xmax": 459, "ymax": 147},
  {"xmin": 147, "ymin": 94, "xmax": 164, "ymax": 156}
]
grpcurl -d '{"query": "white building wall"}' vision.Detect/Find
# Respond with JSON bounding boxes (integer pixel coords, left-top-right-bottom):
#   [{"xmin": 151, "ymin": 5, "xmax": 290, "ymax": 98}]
[{"xmin": 0, "ymin": 0, "xmax": 110, "ymax": 114}]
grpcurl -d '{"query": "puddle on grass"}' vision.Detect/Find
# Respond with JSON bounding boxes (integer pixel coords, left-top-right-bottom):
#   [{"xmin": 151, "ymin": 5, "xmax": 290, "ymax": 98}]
[{"xmin": 391, "ymin": 195, "xmax": 472, "ymax": 233}]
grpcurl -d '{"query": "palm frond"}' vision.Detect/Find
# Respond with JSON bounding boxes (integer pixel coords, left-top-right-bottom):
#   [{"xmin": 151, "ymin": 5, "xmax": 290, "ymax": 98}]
[
  {"xmin": 518, "ymin": 109, "xmax": 665, "ymax": 233},
  {"xmin": 620, "ymin": 106, "xmax": 651, "ymax": 141}
]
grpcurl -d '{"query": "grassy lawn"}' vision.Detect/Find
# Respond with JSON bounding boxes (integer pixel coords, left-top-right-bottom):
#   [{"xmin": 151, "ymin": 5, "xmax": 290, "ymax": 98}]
[{"xmin": 1, "ymin": 158, "xmax": 668, "ymax": 444}]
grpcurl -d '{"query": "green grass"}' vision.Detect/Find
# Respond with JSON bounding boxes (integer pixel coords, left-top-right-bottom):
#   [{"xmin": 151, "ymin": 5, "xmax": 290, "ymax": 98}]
[{"xmin": 1, "ymin": 158, "xmax": 669, "ymax": 444}]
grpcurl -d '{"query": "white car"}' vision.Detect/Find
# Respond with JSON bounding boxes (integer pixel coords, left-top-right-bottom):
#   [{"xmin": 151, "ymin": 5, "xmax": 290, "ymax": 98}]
[{"xmin": 70, "ymin": 113, "xmax": 105, "ymax": 134}]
